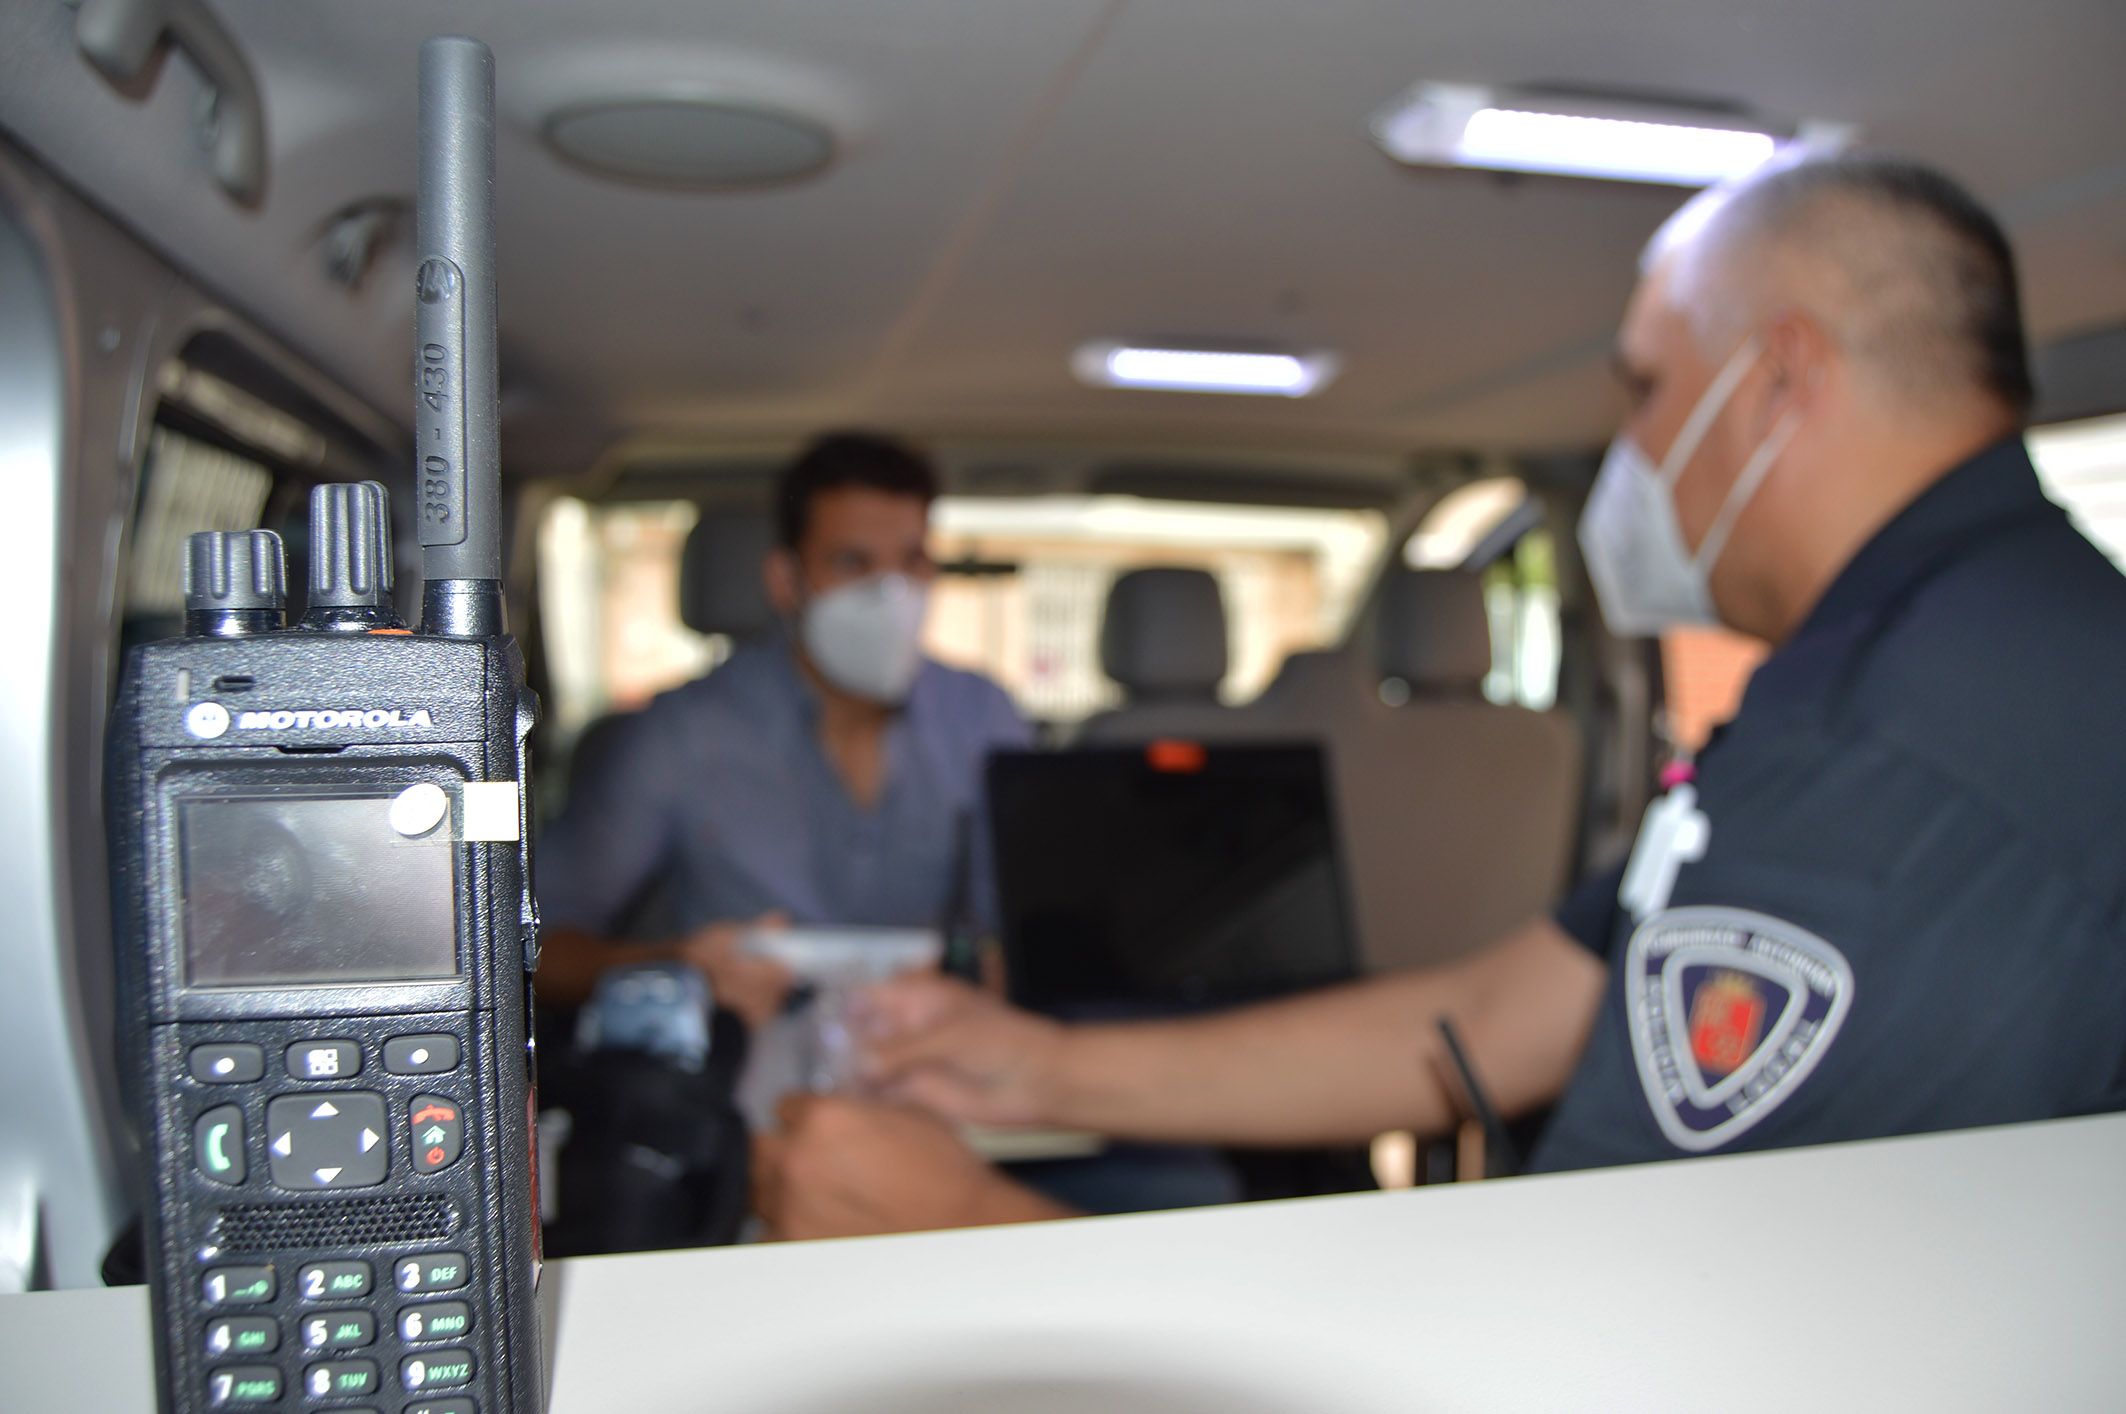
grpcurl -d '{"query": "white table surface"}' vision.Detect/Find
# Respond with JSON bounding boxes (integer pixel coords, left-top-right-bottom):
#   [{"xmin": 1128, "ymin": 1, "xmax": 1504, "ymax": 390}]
[{"xmin": 6, "ymin": 1113, "xmax": 2123, "ymax": 1412}]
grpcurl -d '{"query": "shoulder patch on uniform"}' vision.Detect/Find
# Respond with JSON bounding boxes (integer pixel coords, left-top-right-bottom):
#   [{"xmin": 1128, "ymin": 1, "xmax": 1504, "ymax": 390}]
[{"xmin": 1624, "ymin": 906, "xmax": 1854, "ymax": 1153}]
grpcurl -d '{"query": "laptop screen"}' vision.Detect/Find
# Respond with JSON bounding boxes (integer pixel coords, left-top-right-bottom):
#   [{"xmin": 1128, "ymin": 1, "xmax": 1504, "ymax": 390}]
[{"xmin": 987, "ymin": 743, "xmax": 1359, "ymax": 1013}]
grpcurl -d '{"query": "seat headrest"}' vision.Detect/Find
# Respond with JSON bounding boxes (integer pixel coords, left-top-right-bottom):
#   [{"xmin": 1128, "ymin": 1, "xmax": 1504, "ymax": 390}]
[
  {"xmin": 1101, "ymin": 568, "xmax": 1228, "ymax": 700},
  {"xmin": 679, "ymin": 509, "xmax": 778, "ymax": 638},
  {"xmin": 1376, "ymin": 569, "xmax": 1492, "ymax": 694}
]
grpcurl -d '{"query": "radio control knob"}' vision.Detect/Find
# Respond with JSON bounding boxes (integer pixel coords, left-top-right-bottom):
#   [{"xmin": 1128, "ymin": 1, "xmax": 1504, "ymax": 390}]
[
  {"xmin": 183, "ymin": 530, "xmax": 286, "ymax": 637},
  {"xmin": 302, "ymin": 481, "xmax": 405, "ymax": 630}
]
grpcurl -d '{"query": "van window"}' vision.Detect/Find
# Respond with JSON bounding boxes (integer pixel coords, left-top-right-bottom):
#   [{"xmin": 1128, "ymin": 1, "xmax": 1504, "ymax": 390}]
[
  {"xmin": 537, "ymin": 497, "xmax": 733, "ymax": 743},
  {"xmin": 929, "ymin": 497, "xmax": 1386, "ymax": 722},
  {"xmin": 1480, "ymin": 528, "xmax": 1563, "ymax": 711},
  {"xmin": 1405, "ymin": 477, "xmax": 1560, "ymax": 710},
  {"xmin": 2028, "ymin": 414, "xmax": 2126, "ymax": 569},
  {"xmin": 123, "ymin": 427, "xmax": 274, "ymax": 643},
  {"xmin": 536, "ymin": 494, "xmax": 1386, "ymax": 734}
]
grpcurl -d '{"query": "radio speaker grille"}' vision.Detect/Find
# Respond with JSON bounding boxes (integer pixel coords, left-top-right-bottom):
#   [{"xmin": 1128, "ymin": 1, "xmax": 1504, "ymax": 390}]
[{"xmin": 213, "ymin": 1195, "xmax": 458, "ymax": 1252}]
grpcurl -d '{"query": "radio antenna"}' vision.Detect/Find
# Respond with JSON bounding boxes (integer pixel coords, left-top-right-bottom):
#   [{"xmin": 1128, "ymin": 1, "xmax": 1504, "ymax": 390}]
[{"xmin": 415, "ymin": 35, "xmax": 504, "ymax": 638}]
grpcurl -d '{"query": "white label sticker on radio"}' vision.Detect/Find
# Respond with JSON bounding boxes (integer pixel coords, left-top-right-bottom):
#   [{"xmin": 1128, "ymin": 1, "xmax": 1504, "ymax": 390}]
[{"xmin": 460, "ymin": 781, "xmax": 520, "ymax": 842}]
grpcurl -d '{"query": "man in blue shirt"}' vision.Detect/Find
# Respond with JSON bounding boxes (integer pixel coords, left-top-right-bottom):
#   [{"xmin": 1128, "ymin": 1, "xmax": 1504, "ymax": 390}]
[
  {"xmin": 754, "ymin": 155, "xmax": 2126, "ymax": 1240},
  {"xmin": 536, "ymin": 432, "xmax": 1032, "ymax": 1026}
]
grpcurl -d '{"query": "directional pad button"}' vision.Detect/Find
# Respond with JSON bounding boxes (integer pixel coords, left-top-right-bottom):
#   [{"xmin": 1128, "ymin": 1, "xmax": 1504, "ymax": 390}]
[{"xmin": 265, "ymin": 1093, "xmax": 389, "ymax": 1191}]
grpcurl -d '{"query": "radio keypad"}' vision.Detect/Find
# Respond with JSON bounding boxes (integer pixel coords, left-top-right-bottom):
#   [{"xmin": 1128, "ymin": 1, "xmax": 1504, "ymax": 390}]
[
  {"xmin": 396, "ymin": 1251, "xmax": 470, "ymax": 1294},
  {"xmin": 298, "ymin": 1259, "xmax": 374, "ymax": 1301},
  {"xmin": 182, "ymin": 1029, "xmax": 486, "ymax": 1409},
  {"xmin": 398, "ymin": 1300, "xmax": 472, "ymax": 1343},
  {"xmin": 265, "ymin": 1092, "xmax": 389, "ymax": 1190},
  {"xmin": 206, "ymin": 1365, "xmax": 282, "ymax": 1407},
  {"xmin": 194, "ymin": 1104, "xmax": 247, "ymax": 1186},
  {"xmin": 300, "ymin": 1308, "xmax": 377, "ymax": 1351},
  {"xmin": 304, "ymin": 1357, "xmax": 380, "ymax": 1400},
  {"xmin": 205, "ymin": 1317, "xmax": 279, "ymax": 1357},
  {"xmin": 203, "ymin": 1265, "xmax": 276, "ymax": 1306},
  {"xmin": 401, "ymin": 1349, "xmax": 476, "ymax": 1393},
  {"xmin": 409, "ymin": 1094, "xmax": 466, "ymax": 1173},
  {"xmin": 384, "ymin": 1033, "xmax": 461, "ymax": 1075},
  {"xmin": 286, "ymin": 1039, "xmax": 362, "ymax": 1081},
  {"xmin": 189, "ymin": 1043, "xmax": 265, "ymax": 1084}
]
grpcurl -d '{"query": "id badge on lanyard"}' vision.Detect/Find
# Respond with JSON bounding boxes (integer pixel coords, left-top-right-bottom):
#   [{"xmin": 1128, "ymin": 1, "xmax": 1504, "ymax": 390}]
[{"xmin": 1619, "ymin": 762, "xmax": 1711, "ymax": 921}]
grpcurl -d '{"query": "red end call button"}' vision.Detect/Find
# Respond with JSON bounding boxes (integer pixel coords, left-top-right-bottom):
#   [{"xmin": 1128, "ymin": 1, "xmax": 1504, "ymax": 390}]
[{"xmin": 409, "ymin": 1095, "xmax": 464, "ymax": 1173}]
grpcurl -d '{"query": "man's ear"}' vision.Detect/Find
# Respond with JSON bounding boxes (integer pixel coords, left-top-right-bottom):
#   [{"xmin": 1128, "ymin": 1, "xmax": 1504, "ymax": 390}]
[
  {"xmin": 1757, "ymin": 310, "xmax": 1833, "ymax": 433},
  {"xmin": 763, "ymin": 548, "xmax": 801, "ymax": 619}
]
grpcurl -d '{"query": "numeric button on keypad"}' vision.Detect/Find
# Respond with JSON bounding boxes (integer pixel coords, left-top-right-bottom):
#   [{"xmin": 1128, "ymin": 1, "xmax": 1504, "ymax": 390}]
[
  {"xmin": 188, "ymin": 1044, "xmax": 265, "ymax": 1084},
  {"xmin": 299, "ymin": 1308, "xmax": 376, "ymax": 1351},
  {"xmin": 204, "ymin": 1317, "xmax": 278, "ymax": 1358},
  {"xmin": 401, "ymin": 1350, "xmax": 476, "ymax": 1393},
  {"xmin": 404, "ymin": 1401, "xmax": 475, "ymax": 1414},
  {"xmin": 202, "ymin": 1266, "xmax": 275, "ymax": 1306},
  {"xmin": 296, "ymin": 1259, "xmax": 372, "ymax": 1301},
  {"xmin": 395, "ymin": 1252, "xmax": 470, "ymax": 1294},
  {"xmin": 304, "ymin": 1358, "xmax": 379, "ymax": 1401},
  {"xmin": 398, "ymin": 1300, "xmax": 472, "ymax": 1343},
  {"xmin": 385, "ymin": 1033, "xmax": 461, "ymax": 1075},
  {"xmin": 205, "ymin": 1365, "xmax": 281, "ymax": 1407}
]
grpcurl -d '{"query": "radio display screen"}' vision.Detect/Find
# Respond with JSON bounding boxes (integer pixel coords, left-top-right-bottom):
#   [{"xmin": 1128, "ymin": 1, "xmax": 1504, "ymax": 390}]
[{"xmin": 179, "ymin": 791, "xmax": 458, "ymax": 987}]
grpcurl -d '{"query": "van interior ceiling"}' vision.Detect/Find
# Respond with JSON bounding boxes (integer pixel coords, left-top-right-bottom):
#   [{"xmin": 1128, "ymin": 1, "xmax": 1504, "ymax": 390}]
[{"xmin": 4, "ymin": 0, "xmax": 2123, "ymax": 482}]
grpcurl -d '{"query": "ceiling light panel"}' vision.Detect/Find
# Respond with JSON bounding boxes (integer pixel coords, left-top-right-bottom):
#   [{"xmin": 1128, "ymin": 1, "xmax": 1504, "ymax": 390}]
[
  {"xmin": 1072, "ymin": 343, "xmax": 1341, "ymax": 398},
  {"xmin": 1372, "ymin": 83, "xmax": 1838, "ymax": 188}
]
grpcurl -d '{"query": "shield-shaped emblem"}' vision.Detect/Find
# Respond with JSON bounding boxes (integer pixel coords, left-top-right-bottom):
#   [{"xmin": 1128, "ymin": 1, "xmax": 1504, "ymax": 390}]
[
  {"xmin": 1688, "ymin": 971, "xmax": 1767, "ymax": 1077},
  {"xmin": 1625, "ymin": 907, "xmax": 1854, "ymax": 1153}
]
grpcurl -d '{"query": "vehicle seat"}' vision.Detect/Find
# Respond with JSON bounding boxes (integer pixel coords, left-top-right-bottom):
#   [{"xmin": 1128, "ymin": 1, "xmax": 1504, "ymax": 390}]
[
  {"xmin": 557, "ymin": 506, "xmax": 778, "ymax": 940},
  {"xmin": 1324, "ymin": 569, "xmax": 1582, "ymax": 970},
  {"xmin": 1253, "ymin": 647, "xmax": 1371, "ymax": 717},
  {"xmin": 678, "ymin": 506, "xmax": 779, "ymax": 639},
  {"xmin": 1076, "ymin": 567, "xmax": 1252, "ymax": 743}
]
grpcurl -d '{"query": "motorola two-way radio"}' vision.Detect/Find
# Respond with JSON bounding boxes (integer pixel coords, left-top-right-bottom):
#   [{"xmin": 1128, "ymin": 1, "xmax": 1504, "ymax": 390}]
[{"xmin": 107, "ymin": 36, "xmax": 545, "ymax": 1414}]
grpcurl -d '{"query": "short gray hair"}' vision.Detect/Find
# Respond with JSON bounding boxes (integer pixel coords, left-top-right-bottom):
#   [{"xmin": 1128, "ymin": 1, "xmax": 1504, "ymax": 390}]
[{"xmin": 1648, "ymin": 154, "xmax": 2033, "ymax": 419}]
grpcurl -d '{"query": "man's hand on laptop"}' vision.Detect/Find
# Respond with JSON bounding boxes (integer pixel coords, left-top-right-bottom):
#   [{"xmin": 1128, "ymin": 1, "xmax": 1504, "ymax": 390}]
[
  {"xmin": 756, "ymin": 1094, "xmax": 1073, "ymax": 1240},
  {"xmin": 855, "ymin": 974, "xmax": 1067, "ymax": 1128}
]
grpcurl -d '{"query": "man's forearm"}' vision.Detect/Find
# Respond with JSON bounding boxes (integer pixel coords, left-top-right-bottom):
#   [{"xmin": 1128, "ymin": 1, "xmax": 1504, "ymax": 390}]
[
  {"xmin": 1042, "ymin": 919, "xmax": 1605, "ymax": 1148},
  {"xmin": 534, "ymin": 925, "xmax": 683, "ymax": 1005},
  {"xmin": 1045, "ymin": 972, "xmax": 1463, "ymax": 1145},
  {"xmin": 967, "ymin": 1172, "xmax": 1081, "ymax": 1227}
]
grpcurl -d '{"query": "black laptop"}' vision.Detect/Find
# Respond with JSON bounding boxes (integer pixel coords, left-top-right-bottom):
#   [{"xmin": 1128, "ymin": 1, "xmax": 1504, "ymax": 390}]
[{"xmin": 987, "ymin": 742, "xmax": 1360, "ymax": 1014}]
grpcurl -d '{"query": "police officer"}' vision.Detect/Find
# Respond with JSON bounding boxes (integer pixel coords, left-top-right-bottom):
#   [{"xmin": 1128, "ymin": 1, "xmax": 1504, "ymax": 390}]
[{"xmin": 753, "ymin": 154, "xmax": 2126, "ymax": 1240}]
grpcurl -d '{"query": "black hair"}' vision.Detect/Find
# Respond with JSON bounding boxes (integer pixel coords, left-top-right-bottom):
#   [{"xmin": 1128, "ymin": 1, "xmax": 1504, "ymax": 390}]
[
  {"xmin": 773, "ymin": 431, "xmax": 939, "ymax": 549},
  {"xmin": 1722, "ymin": 154, "xmax": 2035, "ymax": 417}
]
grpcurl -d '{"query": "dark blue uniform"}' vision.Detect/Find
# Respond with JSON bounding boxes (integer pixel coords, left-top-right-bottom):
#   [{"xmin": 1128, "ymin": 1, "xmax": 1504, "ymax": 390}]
[{"xmin": 1533, "ymin": 438, "xmax": 2126, "ymax": 1171}]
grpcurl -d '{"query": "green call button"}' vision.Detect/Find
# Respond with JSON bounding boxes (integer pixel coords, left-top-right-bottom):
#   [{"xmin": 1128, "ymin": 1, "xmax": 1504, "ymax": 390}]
[{"xmin": 193, "ymin": 1105, "xmax": 246, "ymax": 1186}]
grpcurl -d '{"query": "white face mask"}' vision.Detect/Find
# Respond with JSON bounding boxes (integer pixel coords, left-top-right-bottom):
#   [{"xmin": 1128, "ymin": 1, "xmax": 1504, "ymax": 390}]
[
  {"xmin": 799, "ymin": 573, "xmax": 930, "ymax": 704},
  {"xmin": 1579, "ymin": 337, "xmax": 1797, "ymax": 637}
]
